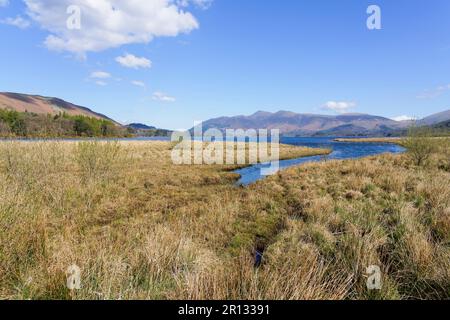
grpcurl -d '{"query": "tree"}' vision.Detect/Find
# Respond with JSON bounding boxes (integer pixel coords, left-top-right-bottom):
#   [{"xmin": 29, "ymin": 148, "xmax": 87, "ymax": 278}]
[
  {"xmin": 403, "ymin": 126, "xmax": 437, "ymax": 166},
  {"xmin": 74, "ymin": 117, "xmax": 92, "ymax": 136}
]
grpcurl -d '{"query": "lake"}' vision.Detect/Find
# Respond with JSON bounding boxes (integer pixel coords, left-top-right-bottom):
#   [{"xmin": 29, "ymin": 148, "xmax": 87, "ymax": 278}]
[{"xmin": 234, "ymin": 137, "xmax": 406, "ymax": 186}]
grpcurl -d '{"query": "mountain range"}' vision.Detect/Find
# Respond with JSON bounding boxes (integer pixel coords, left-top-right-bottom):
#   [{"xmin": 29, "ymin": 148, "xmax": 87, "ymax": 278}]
[{"xmin": 200, "ymin": 110, "xmax": 450, "ymax": 136}]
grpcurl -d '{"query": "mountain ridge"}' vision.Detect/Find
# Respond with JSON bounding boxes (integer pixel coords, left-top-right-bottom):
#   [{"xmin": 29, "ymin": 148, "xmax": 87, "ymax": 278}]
[
  {"xmin": 0, "ymin": 92, "xmax": 118, "ymax": 124},
  {"xmin": 200, "ymin": 109, "xmax": 450, "ymax": 136},
  {"xmin": 418, "ymin": 110, "xmax": 450, "ymax": 126}
]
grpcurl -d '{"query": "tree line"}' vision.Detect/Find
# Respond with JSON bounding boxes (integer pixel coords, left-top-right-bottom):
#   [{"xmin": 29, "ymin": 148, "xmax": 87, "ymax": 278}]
[{"xmin": 0, "ymin": 109, "xmax": 131, "ymax": 138}]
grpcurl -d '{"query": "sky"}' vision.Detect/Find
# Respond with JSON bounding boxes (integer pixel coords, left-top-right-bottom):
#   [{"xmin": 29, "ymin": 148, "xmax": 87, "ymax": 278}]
[{"xmin": 1, "ymin": 0, "xmax": 450, "ymax": 130}]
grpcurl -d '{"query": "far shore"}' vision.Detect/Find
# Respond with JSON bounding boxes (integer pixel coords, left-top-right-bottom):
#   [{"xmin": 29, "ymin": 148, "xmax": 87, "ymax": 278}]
[
  {"xmin": 334, "ymin": 137, "xmax": 404, "ymax": 144},
  {"xmin": 334, "ymin": 136, "xmax": 450, "ymax": 145}
]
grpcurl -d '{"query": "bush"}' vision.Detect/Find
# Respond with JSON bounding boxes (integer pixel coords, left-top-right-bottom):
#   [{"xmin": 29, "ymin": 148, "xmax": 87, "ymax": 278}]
[
  {"xmin": 403, "ymin": 127, "xmax": 437, "ymax": 166},
  {"xmin": 75, "ymin": 141, "xmax": 122, "ymax": 182},
  {"xmin": 0, "ymin": 109, "xmax": 27, "ymax": 136}
]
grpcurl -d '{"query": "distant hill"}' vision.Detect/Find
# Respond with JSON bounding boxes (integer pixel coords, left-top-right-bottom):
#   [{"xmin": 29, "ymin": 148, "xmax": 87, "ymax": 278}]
[
  {"xmin": 0, "ymin": 92, "xmax": 118, "ymax": 124},
  {"xmin": 200, "ymin": 111, "xmax": 409, "ymax": 136},
  {"xmin": 418, "ymin": 110, "xmax": 450, "ymax": 126},
  {"xmin": 0, "ymin": 92, "xmax": 130, "ymax": 138},
  {"xmin": 127, "ymin": 123, "xmax": 156, "ymax": 130},
  {"xmin": 126, "ymin": 123, "xmax": 172, "ymax": 137}
]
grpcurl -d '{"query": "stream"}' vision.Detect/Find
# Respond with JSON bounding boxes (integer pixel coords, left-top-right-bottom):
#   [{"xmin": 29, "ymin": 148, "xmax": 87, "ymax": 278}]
[{"xmin": 234, "ymin": 137, "xmax": 405, "ymax": 186}]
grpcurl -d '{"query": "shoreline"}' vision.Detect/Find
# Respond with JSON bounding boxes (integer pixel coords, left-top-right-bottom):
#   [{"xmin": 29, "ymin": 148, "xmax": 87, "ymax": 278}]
[{"xmin": 333, "ymin": 137, "xmax": 404, "ymax": 144}]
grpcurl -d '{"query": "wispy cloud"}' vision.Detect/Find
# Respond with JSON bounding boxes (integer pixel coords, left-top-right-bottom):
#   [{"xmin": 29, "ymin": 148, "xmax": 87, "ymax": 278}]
[
  {"xmin": 95, "ymin": 81, "xmax": 107, "ymax": 86},
  {"xmin": 417, "ymin": 84, "xmax": 450, "ymax": 99},
  {"xmin": 0, "ymin": 0, "xmax": 9, "ymax": 7},
  {"xmin": 322, "ymin": 101, "xmax": 356, "ymax": 114},
  {"xmin": 1, "ymin": 16, "xmax": 31, "ymax": 29},
  {"xmin": 131, "ymin": 80, "xmax": 146, "ymax": 88},
  {"xmin": 116, "ymin": 54, "xmax": 151, "ymax": 69},
  {"xmin": 88, "ymin": 71, "xmax": 111, "ymax": 86},
  {"xmin": 152, "ymin": 91, "xmax": 176, "ymax": 102},
  {"xmin": 90, "ymin": 71, "xmax": 111, "ymax": 79}
]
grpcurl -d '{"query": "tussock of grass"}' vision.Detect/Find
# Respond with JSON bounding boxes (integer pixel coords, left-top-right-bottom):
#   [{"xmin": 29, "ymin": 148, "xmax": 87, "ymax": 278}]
[{"xmin": 0, "ymin": 139, "xmax": 449, "ymax": 300}]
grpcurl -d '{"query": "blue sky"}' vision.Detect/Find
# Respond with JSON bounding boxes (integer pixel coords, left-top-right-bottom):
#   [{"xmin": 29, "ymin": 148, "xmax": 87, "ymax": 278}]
[{"xmin": 1, "ymin": 0, "xmax": 450, "ymax": 129}]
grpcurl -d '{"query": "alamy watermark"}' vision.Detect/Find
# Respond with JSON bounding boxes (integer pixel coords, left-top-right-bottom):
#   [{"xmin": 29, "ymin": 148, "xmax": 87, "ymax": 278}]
[
  {"xmin": 367, "ymin": 5, "xmax": 382, "ymax": 30},
  {"xmin": 66, "ymin": 5, "xmax": 81, "ymax": 30},
  {"xmin": 64, "ymin": 4, "xmax": 379, "ymax": 31},
  {"xmin": 366, "ymin": 265, "xmax": 382, "ymax": 290},
  {"xmin": 171, "ymin": 122, "xmax": 280, "ymax": 176},
  {"xmin": 66, "ymin": 264, "xmax": 81, "ymax": 290}
]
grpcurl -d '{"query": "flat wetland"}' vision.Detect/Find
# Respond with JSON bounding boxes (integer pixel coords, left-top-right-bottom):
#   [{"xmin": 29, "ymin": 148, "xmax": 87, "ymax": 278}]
[{"xmin": 0, "ymin": 139, "xmax": 449, "ymax": 299}]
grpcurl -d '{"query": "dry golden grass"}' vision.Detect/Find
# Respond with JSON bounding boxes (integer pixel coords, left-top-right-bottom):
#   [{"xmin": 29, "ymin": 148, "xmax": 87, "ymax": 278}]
[{"xmin": 0, "ymin": 139, "xmax": 449, "ymax": 300}]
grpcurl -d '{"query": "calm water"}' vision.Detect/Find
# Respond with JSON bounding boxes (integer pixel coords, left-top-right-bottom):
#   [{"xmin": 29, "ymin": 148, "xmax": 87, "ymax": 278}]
[{"xmin": 234, "ymin": 137, "xmax": 405, "ymax": 186}]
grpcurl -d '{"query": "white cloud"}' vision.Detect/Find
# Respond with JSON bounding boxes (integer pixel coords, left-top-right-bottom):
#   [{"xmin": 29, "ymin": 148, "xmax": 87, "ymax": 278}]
[
  {"xmin": 152, "ymin": 91, "xmax": 176, "ymax": 102},
  {"xmin": 131, "ymin": 80, "xmax": 146, "ymax": 87},
  {"xmin": 95, "ymin": 81, "xmax": 107, "ymax": 86},
  {"xmin": 417, "ymin": 84, "xmax": 450, "ymax": 99},
  {"xmin": 1, "ymin": 16, "xmax": 31, "ymax": 29},
  {"xmin": 391, "ymin": 115, "xmax": 417, "ymax": 122},
  {"xmin": 322, "ymin": 101, "xmax": 356, "ymax": 114},
  {"xmin": 23, "ymin": 0, "xmax": 202, "ymax": 56},
  {"xmin": 90, "ymin": 71, "xmax": 111, "ymax": 79},
  {"xmin": 0, "ymin": 0, "xmax": 9, "ymax": 7},
  {"xmin": 116, "ymin": 54, "xmax": 151, "ymax": 69}
]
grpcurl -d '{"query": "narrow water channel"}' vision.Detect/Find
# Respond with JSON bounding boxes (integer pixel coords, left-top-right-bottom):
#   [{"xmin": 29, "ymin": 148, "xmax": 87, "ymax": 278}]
[{"xmin": 235, "ymin": 137, "xmax": 405, "ymax": 186}]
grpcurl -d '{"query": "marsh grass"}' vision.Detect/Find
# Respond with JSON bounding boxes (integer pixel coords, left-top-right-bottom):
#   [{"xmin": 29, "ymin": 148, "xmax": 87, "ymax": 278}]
[
  {"xmin": 75, "ymin": 141, "xmax": 123, "ymax": 183},
  {"xmin": 0, "ymin": 139, "xmax": 449, "ymax": 300}
]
